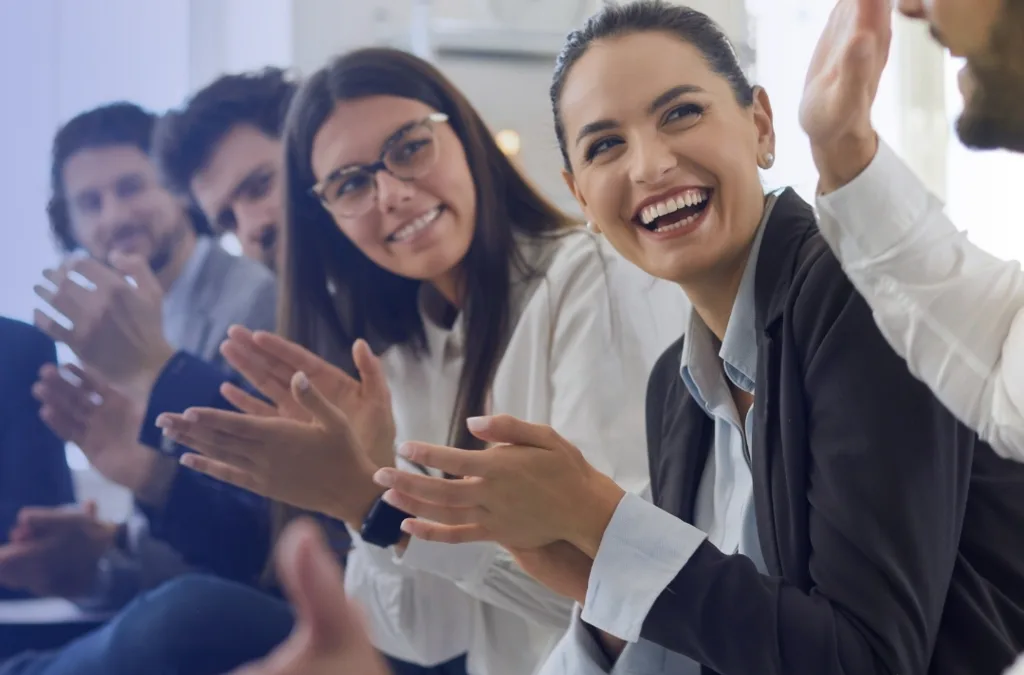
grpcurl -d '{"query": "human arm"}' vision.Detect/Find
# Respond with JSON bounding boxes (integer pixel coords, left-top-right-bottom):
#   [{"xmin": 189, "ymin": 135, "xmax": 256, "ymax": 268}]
[
  {"xmin": 815, "ymin": 140, "xmax": 1024, "ymax": 461},
  {"xmin": 799, "ymin": 0, "xmax": 1024, "ymax": 459},
  {"xmin": 388, "ymin": 236, "xmax": 668, "ymax": 626}
]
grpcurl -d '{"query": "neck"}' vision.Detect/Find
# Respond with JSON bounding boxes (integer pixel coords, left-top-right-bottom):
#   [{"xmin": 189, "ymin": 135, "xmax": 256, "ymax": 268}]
[
  {"xmin": 680, "ymin": 243, "xmax": 753, "ymax": 341},
  {"xmin": 156, "ymin": 228, "xmax": 198, "ymax": 292},
  {"xmin": 430, "ymin": 267, "xmax": 465, "ymax": 309}
]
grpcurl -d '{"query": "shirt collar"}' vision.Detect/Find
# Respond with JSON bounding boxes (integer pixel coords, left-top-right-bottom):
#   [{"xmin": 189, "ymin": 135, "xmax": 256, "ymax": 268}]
[
  {"xmin": 164, "ymin": 236, "xmax": 213, "ymax": 310},
  {"xmin": 680, "ymin": 191, "xmax": 781, "ymax": 405}
]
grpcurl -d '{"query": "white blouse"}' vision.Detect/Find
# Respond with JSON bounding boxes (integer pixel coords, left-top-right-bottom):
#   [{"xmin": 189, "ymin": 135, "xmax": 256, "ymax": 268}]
[{"xmin": 343, "ymin": 229, "xmax": 690, "ymax": 675}]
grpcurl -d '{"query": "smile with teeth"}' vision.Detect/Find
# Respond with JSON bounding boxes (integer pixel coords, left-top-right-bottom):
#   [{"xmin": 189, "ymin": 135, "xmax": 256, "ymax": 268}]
[
  {"xmin": 389, "ymin": 206, "xmax": 443, "ymax": 243},
  {"xmin": 638, "ymin": 188, "xmax": 711, "ymax": 233}
]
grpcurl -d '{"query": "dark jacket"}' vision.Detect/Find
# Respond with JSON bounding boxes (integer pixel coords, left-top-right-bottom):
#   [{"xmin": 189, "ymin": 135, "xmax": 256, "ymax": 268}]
[
  {"xmin": 641, "ymin": 189, "xmax": 1024, "ymax": 675},
  {"xmin": 0, "ymin": 318, "xmax": 74, "ymax": 541}
]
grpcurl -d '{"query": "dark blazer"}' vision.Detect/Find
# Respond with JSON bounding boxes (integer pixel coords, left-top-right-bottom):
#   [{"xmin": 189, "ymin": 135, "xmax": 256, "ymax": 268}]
[
  {"xmin": 641, "ymin": 189, "xmax": 1024, "ymax": 675},
  {"xmin": 0, "ymin": 318, "xmax": 74, "ymax": 546}
]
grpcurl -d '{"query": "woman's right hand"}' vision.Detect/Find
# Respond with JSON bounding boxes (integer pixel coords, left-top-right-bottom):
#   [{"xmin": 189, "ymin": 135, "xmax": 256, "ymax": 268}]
[
  {"xmin": 157, "ymin": 374, "xmax": 385, "ymax": 526},
  {"xmin": 218, "ymin": 326, "xmax": 396, "ymax": 471}
]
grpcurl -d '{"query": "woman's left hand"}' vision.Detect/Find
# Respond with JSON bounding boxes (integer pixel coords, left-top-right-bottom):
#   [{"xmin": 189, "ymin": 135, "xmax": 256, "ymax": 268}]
[
  {"xmin": 373, "ymin": 414, "xmax": 625, "ymax": 557},
  {"xmin": 157, "ymin": 374, "xmax": 383, "ymax": 525}
]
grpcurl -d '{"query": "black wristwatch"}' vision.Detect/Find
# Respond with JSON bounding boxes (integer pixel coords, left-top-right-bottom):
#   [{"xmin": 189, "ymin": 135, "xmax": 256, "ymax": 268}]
[{"xmin": 360, "ymin": 496, "xmax": 411, "ymax": 548}]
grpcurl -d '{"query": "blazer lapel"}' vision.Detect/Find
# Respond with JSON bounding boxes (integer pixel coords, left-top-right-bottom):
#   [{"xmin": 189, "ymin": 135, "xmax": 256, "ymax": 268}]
[
  {"xmin": 651, "ymin": 368, "xmax": 714, "ymax": 524},
  {"xmin": 750, "ymin": 188, "xmax": 820, "ymax": 579}
]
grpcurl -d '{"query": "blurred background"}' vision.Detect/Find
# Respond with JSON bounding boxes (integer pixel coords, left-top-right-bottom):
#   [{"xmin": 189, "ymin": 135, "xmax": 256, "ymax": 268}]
[{"xmin": 1, "ymin": 0, "xmax": 1021, "ymax": 518}]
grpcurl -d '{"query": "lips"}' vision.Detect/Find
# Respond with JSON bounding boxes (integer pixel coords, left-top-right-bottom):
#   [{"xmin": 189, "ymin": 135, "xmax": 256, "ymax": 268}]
[
  {"xmin": 634, "ymin": 188, "xmax": 713, "ymax": 232},
  {"xmin": 387, "ymin": 205, "xmax": 445, "ymax": 243}
]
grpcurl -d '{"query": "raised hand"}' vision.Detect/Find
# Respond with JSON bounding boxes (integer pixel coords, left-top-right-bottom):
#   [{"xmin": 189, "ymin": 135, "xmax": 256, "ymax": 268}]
[
  {"xmin": 219, "ymin": 327, "xmax": 396, "ymax": 470},
  {"xmin": 32, "ymin": 363, "xmax": 174, "ymax": 500},
  {"xmin": 158, "ymin": 374, "xmax": 384, "ymax": 526},
  {"xmin": 799, "ymin": 0, "xmax": 892, "ymax": 192},
  {"xmin": 230, "ymin": 519, "xmax": 393, "ymax": 675},
  {"xmin": 373, "ymin": 414, "xmax": 625, "ymax": 556},
  {"xmin": 0, "ymin": 502, "xmax": 117, "ymax": 598},
  {"xmin": 33, "ymin": 253, "xmax": 175, "ymax": 392}
]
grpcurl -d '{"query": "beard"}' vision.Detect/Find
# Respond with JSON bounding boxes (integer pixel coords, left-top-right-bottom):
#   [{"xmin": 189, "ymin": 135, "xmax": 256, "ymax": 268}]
[{"xmin": 956, "ymin": 9, "xmax": 1024, "ymax": 152}]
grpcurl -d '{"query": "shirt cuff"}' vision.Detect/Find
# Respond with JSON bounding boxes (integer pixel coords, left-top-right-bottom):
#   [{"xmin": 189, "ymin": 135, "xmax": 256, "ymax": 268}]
[
  {"xmin": 395, "ymin": 538, "xmax": 498, "ymax": 587},
  {"xmin": 582, "ymin": 492, "xmax": 707, "ymax": 642},
  {"xmin": 815, "ymin": 139, "xmax": 939, "ymax": 263}
]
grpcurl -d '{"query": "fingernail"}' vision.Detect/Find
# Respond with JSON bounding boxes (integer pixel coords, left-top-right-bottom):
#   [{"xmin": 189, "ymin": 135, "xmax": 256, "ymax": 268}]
[
  {"xmin": 466, "ymin": 417, "xmax": 487, "ymax": 432},
  {"xmin": 294, "ymin": 371, "xmax": 310, "ymax": 391},
  {"xmin": 155, "ymin": 416, "xmax": 170, "ymax": 429},
  {"xmin": 397, "ymin": 443, "xmax": 414, "ymax": 459},
  {"xmin": 183, "ymin": 410, "xmax": 198, "ymax": 423},
  {"xmin": 400, "ymin": 519, "xmax": 414, "ymax": 534},
  {"xmin": 373, "ymin": 469, "xmax": 394, "ymax": 487}
]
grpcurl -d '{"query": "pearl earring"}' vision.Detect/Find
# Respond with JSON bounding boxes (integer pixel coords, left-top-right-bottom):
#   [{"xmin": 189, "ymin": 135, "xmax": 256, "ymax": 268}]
[{"xmin": 763, "ymin": 152, "xmax": 775, "ymax": 168}]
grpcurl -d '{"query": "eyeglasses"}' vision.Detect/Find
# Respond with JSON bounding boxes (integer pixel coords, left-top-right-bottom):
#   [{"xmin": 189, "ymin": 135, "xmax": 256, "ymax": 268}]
[{"xmin": 310, "ymin": 112, "xmax": 449, "ymax": 218}]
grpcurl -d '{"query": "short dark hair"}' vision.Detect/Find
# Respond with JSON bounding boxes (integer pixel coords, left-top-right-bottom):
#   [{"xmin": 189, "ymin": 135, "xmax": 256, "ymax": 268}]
[
  {"xmin": 154, "ymin": 67, "xmax": 298, "ymax": 196},
  {"xmin": 47, "ymin": 101, "xmax": 210, "ymax": 253},
  {"xmin": 550, "ymin": 0, "xmax": 753, "ymax": 171}
]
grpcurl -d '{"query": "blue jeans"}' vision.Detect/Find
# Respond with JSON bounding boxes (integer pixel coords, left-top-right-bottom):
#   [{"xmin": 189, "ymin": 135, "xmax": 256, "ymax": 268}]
[{"xmin": 0, "ymin": 575, "xmax": 466, "ymax": 675}]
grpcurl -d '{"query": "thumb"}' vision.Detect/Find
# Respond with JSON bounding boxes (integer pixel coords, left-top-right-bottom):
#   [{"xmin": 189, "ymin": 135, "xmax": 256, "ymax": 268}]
[
  {"xmin": 291, "ymin": 372, "xmax": 351, "ymax": 432},
  {"xmin": 352, "ymin": 339, "xmax": 389, "ymax": 399},
  {"xmin": 465, "ymin": 414, "xmax": 559, "ymax": 450},
  {"xmin": 274, "ymin": 519, "xmax": 357, "ymax": 647},
  {"xmin": 83, "ymin": 500, "xmax": 98, "ymax": 519},
  {"xmin": 109, "ymin": 252, "xmax": 162, "ymax": 299}
]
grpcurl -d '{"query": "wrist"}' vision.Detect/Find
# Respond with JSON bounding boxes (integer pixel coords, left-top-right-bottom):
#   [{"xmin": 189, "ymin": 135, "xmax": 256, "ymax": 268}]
[
  {"xmin": 811, "ymin": 130, "xmax": 879, "ymax": 195},
  {"xmin": 337, "ymin": 463, "xmax": 387, "ymax": 527},
  {"xmin": 132, "ymin": 452, "xmax": 179, "ymax": 508},
  {"xmin": 568, "ymin": 474, "xmax": 625, "ymax": 559},
  {"xmin": 136, "ymin": 341, "xmax": 176, "ymax": 393}
]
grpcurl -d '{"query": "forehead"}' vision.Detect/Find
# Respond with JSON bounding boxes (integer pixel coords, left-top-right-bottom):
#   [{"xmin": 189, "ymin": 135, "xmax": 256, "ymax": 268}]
[
  {"xmin": 192, "ymin": 124, "xmax": 282, "ymax": 205},
  {"xmin": 559, "ymin": 32, "xmax": 724, "ymax": 133},
  {"xmin": 62, "ymin": 144, "xmax": 154, "ymax": 194},
  {"xmin": 310, "ymin": 95, "xmax": 436, "ymax": 180}
]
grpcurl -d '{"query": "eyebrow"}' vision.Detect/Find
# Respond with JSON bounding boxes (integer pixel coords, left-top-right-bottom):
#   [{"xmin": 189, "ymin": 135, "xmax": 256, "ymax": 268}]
[
  {"xmin": 574, "ymin": 84, "xmax": 707, "ymax": 147},
  {"xmin": 321, "ymin": 119, "xmax": 421, "ymax": 185}
]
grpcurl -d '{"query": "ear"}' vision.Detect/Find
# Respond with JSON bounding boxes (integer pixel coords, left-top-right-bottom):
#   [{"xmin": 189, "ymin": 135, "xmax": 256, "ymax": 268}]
[
  {"xmin": 561, "ymin": 169, "xmax": 601, "ymax": 233},
  {"xmin": 751, "ymin": 86, "xmax": 776, "ymax": 165}
]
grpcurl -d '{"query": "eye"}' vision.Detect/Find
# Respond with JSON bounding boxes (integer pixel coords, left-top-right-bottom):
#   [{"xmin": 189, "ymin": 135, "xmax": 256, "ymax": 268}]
[
  {"xmin": 333, "ymin": 172, "xmax": 373, "ymax": 198},
  {"xmin": 584, "ymin": 136, "xmax": 623, "ymax": 162},
  {"xmin": 242, "ymin": 171, "xmax": 273, "ymax": 200},
  {"xmin": 393, "ymin": 138, "xmax": 431, "ymax": 163},
  {"xmin": 664, "ymin": 103, "xmax": 705, "ymax": 126}
]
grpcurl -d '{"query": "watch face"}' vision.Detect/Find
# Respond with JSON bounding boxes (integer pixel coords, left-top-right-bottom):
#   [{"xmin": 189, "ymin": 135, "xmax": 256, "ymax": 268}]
[{"xmin": 483, "ymin": 0, "xmax": 590, "ymax": 30}]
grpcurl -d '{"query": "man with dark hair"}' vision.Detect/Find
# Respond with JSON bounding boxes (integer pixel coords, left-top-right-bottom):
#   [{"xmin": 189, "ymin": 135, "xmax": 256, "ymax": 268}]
[
  {"xmin": 154, "ymin": 68, "xmax": 297, "ymax": 271},
  {"xmin": 0, "ymin": 100, "xmax": 278, "ymax": 613}
]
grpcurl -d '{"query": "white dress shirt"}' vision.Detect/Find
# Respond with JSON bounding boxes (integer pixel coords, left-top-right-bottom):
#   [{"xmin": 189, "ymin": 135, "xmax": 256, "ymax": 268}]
[
  {"xmin": 539, "ymin": 199, "xmax": 778, "ymax": 674},
  {"xmin": 815, "ymin": 140, "xmax": 1024, "ymax": 461},
  {"xmin": 343, "ymin": 229, "xmax": 690, "ymax": 675}
]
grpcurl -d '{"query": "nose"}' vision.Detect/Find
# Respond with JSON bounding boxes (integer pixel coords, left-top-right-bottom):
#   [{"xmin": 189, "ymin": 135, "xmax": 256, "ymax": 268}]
[
  {"xmin": 897, "ymin": 0, "xmax": 926, "ymax": 19},
  {"xmin": 629, "ymin": 137, "xmax": 678, "ymax": 186},
  {"xmin": 97, "ymin": 193, "xmax": 136, "ymax": 234},
  {"xmin": 235, "ymin": 200, "xmax": 279, "ymax": 246},
  {"xmin": 375, "ymin": 171, "xmax": 416, "ymax": 213}
]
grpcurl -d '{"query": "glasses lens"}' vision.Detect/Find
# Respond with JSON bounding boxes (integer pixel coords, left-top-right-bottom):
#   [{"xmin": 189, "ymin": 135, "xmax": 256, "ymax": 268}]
[
  {"xmin": 326, "ymin": 170, "xmax": 376, "ymax": 216},
  {"xmin": 385, "ymin": 123, "xmax": 439, "ymax": 180}
]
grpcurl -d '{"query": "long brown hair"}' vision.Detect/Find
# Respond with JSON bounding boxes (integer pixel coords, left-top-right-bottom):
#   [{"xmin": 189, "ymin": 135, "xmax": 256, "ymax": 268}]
[{"xmin": 268, "ymin": 48, "xmax": 575, "ymax": 562}]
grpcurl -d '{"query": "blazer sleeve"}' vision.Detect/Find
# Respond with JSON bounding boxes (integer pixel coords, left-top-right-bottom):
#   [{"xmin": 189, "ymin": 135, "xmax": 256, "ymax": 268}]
[
  {"xmin": 136, "ymin": 351, "xmax": 272, "ymax": 584},
  {"xmin": 637, "ymin": 250, "xmax": 972, "ymax": 675}
]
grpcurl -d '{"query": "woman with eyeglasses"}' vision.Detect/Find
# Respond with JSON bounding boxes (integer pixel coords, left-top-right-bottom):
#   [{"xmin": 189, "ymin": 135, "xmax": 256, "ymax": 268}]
[{"xmin": 157, "ymin": 47, "xmax": 688, "ymax": 675}]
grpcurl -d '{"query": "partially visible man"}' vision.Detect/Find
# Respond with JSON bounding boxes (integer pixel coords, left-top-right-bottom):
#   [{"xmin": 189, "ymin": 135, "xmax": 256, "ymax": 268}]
[
  {"xmin": 155, "ymin": 67, "xmax": 296, "ymax": 272},
  {"xmin": 800, "ymin": 0, "xmax": 1024, "ymax": 460},
  {"xmin": 0, "ymin": 318, "xmax": 74, "ymax": 600},
  {"xmin": 0, "ymin": 101, "xmax": 278, "ymax": 607}
]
